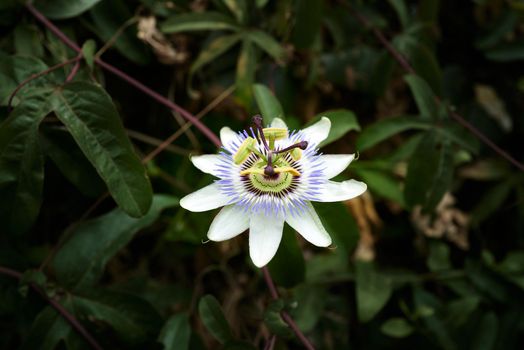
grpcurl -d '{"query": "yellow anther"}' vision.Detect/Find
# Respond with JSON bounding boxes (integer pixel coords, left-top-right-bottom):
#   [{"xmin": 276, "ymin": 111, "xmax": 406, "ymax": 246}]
[
  {"xmin": 274, "ymin": 166, "xmax": 301, "ymax": 176},
  {"xmin": 233, "ymin": 137, "xmax": 257, "ymax": 164},
  {"xmin": 240, "ymin": 168, "xmax": 265, "ymax": 176},
  {"xmin": 262, "ymin": 127, "xmax": 288, "ymax": 141},
  {"xmin": 289, "ymin": 148, "xmax": 302, "ymax": 161}
]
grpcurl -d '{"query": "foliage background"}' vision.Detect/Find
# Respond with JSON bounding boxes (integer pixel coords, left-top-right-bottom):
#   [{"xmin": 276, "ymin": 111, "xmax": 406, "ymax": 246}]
[{"xmin": 1, "ymin": 0, "xmax": 524, "ymax": 349}]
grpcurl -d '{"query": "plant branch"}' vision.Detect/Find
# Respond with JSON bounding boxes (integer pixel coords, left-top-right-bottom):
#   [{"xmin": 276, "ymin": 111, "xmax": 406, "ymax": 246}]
[
  {"xmin": 0, "ymin": 266, "xmax": 102, "ymax": 350},
  {"xmin": 344, "ymin": 1, "xmax": 524, "ymax": 172},
  {"xmin": 262, "ymin": 267, "xmax": 315, "ymax": 350},
  {"xmin": 25, "ymin": 2, "xmax": 221, "ymax": 148}
]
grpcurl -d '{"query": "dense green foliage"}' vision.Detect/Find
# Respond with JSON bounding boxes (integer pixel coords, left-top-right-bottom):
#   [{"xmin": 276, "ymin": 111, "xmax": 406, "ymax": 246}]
[{"xmin": 1, "ymin": 0, "xmax": 524, "ymax": 349}]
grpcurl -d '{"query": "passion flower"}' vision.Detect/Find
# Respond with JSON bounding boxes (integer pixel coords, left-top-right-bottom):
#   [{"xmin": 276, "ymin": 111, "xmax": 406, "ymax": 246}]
[{"xmin": 180, "ymin": 116, "xmax": 367, "ymax": 267}]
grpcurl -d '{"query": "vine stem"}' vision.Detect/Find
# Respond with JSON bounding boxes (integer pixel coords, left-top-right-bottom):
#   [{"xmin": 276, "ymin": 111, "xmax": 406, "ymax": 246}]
[
  {"xmin": 25, "ymin": 2, "xmax": 221, "ymax": 147},
  {"xmin": 7, "ymin": 55, "xmax": 82, "ymax": 112},
  {"xmin": 344, "ymin": 1, "xmax": 524, "ymax": 173},
  {"xmin": 262, "ymin": 267, "xmax": 316, "ymax": 350},
  {"xmin": 0, "ymin": 266, "xmax": 102, "ymax": 350}
]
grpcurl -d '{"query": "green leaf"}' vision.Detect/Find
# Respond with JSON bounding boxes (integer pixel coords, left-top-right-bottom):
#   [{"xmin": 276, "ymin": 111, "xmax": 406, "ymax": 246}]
[
  {"xmin": 404, "ymin": 74, "xmax": 439, "ymax": 120},
  {"xmin": 222, "ymin": 0, "xmax": 248, "ymax": 24},
  {"xmin": 291, "ymin": 285, "xmax": 327, "ymax": 332},
  {"xmin": 40, "ymin": 127, "xmax": 106, "ymax": 197},
  {"xmin": 14, "ymin": 24, "xmax": 45, "ymax": 58},
  {"xmin": 292, "ymin": 0, "xmax": 323, "ymax": 49},
  {"xmin": 268, "ymin": 226, "xmax": 305, "ymax": 288},
  {"xmin": 484, "ymin": 42, "xmax": 524, "ymax": 62},
  {"xmin": 49, "ymin": 82, "xmax": 153, "ymax": 217},
  {"xmin": 380, "ymin": 318, "xmax": 414, "ymax": 338},
  {"xmin": 90, "ymin": 0, "xmax": 150, "ymax": 65},
  {"xmin": 190, "ymin": 33, "xmax": 242, "ymax": 77},
  {"xmin": 471, "ymin": 312, "xmax": 498, "ymax": 350},
  {"xmin": 235, "ymin": 39, "xmax": 257, "ymax": 107},
  {"xmin": 53, "ymin": 195, "xmax": 178, "ymax": 289},
  {"xmin": 424, "ymin": 139, "xmax": 454, "ymax": 211},
  {"xmin": 81, "ymin": 39, "xmax": 97, "ymax": 69},
  {"xmin": 198, "ymin": 295, "xmax": 234, "ymax": 344},
  {"xmin": 72, "ymin": 289, "xmax": 162, "ymax": 345},
  {"xmin": 353, "ymin": 168, "xmax": 405, "ymax": 205},
  {"xmin": 404, "ymin": 131, "xmax": 439, "ymax": 208},
  {"xmin": 471, "ymin": 180, "xmax": 513, "ymax": 225},
  {"xmin": 34, "ymin": 0, "xmax": 102, "ymax": 19},
  {"xmin": 356, "ymin": 261, "xmax": 392, "ymax": 322},
  {"xmin": 253, "ymin": 83, "xmax": 284, "ymax": 123},
  {"xmin": 306, "ymin": 109, "xmax": 360, "ymax": 147},
  {"xmin": 388, "ymin": 0, "xmax": 410, "ymax": 28},
  {"xmin": 161, "ymin": 12, "xmax": 239, "ymax": 33},
  {"xmin": 357, "ymin": 115, "xmax": 430, "ymax": 151},
  {"xmin": 247, "ymin": 30, "xmax": 286, "ymax": 62},
  {"xmin": 264, "ymin": 299, "xmax": 293, "ymax": 338},
  {"xmin": 427, "ymin": 241, "xmax": 451, "ymax": 272},
  {"xmin": 158, "ymin": 313, "xmax": 191, "ymax": 350},
  {"xmin": 0, "ymin": 89, "xmax": 53, "ymax": 235},
  {"xmin": 21, "ymin": 305, "xmax": 78, "ymax": 350},
  {"xmin": 0, "ymin": 55, "xmax": 50, "ymax": 106},
  {"xmin": 444, "ymin": 296, "xmax": 481, "ymax": 328}
]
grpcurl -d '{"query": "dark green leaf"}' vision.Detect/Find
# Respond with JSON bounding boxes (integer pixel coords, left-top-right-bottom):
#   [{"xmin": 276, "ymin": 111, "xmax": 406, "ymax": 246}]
[
  {"xmin": 189, "ymin": 33, "xmax": 242, "ymax": 78},
  {"xmin": 90, "ymin": 0, "xmax": 150, "ymax": 65},
  {"xmin": 247, "ymin": 30, "xmax": 286, "ymax": 62},
  {"xmin": 291, "ymin": 285, "xmax": 327, "ymax": 332},
  {"xmin": 424, "ymin": 139, "xmax": 454, "ymax": 211},
  {"xmin": 404, "ymin": 131, "xmax": 439, "ymax": 208},
  {"xmin": 264, "ymin": 299, "xmax": 293, "ymax": 338},
  {"xmin": 357, "ymin": 115, "xmax": 430, "ymax": 151},
  {"xmin": 388, "ymin": 0, "xmax": 409, "ymax": 28},
  {"xmin": 0, "ymin": 89, "xmax": 53, "ymax": 235},
  {"xmin": 380, "ymin": 318, "xmax": 413, "ymax": 338},
  {"xmin": 471, "ymin": 180, "xmax": 513, "ymax": 225},
  {"xmin": 222, "ymin": 0, "xmax": 248, "ymax": 24},
  {"xmin": 253, "ymin": 83, "xmax": 284, "ymax": 123},
  {"xmin": 198, "ymin": 295, "xmax": 233, "ymax": 344},
  {"xmin": 53, "ymin": 195, "xmax": 178, "ymax": 289},
  {"xmin": 427, "ymin": 241, "xmax": 451, "ymax": 271},
  {"xmin": 72, "ymin": 288, "xmax": 162, "ymax": 345},
  {"xmin": 81, "ymin": 39, "xmax": 96, "ymax": 69},
  {"xmin": 353, "ymin": 168, "xmax": 404, "ymax": 205},
  {"xmin": 484, "ymin": 42, "xmax": 524, "ymax": 62},
  {"xmin": 404, "ymin": 74, "xmax": 439, "ymax": 120},
  {"xmin": 14, "ymin": 24, "xmax": 45, "ymax": 58},
  {"xmin": 34, "ymin": 0, "xmax": 102, "ymax": 19},
  {"xmin": 40, "ymin": 127, "xmax": 106, "ymax": 197},
  {"xmin": 235, "ymin": 39, "xmax": 257, "ymax": 107},
  {"xmin": 161, "ymin": 12, "xmax": 239, "ymax": 33},
  {"xmin": 471, "ymin": 312, "xmax": 498, "ymax": 350},
  {"xmin": 306, "ymin": 109, "xmax": 360, "ymax": 147},
  {"xmin": 356, "ymin": 261, "xmax": 392, "ymax": 322},
  {"xmin": 268, "ymin": 226, "xmax": 305, "ymax": 288},
  {"xmin": 49, "ymin": 82, "xmax": 153, "ymax": 217},
  {"xmin": 443, "ymin": 296, "xmax": 480, "ymax": 328},
  {"xmin": 0, "ymin": 55, "xmax": 50, "ymax": 106},
  {"xmin": 292, "ymin": 0, "xmax": 323, "ymax": 49},
  {"xmin": 158, "ymin": 313, "xmax": 191, "ymax": 350}
]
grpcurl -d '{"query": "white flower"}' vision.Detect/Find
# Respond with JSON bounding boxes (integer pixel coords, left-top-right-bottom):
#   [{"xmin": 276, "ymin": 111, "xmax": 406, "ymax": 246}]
[{"xmin": 180, "ymin": 116, "xmax": 367, "ymax": 267}]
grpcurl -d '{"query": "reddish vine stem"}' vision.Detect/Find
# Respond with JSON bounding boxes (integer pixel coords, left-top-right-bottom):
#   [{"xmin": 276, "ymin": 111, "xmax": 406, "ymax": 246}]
[
  {"xmin": 7, "ymin": 55, "xmax": 82, "ymax": 112},
  {"xmin": 65, "ymin": 53, "xmax": 83, "ymax": 82},
  {"xmin": 262, "ymin": 267, "xmax": 316, "ymax": 350},
  {"xmin": 25, "ymin": 3, "xmax": 221, "ymax": 147},
  {"xmin": 345, "ymin": 1, "xmax": 524, "ymax": 172},
  {"xmin": 0, "ymin": 266, "xmax": 102, "ymax": 350}
]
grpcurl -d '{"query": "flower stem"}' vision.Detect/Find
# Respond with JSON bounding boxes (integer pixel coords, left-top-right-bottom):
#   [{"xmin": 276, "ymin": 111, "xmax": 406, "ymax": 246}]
[
  {"xmin": 25, "ymin": 3, "xmax": 221, "ymax": 148},
  {"xmin": 262, "ymin": 267, "xmax": 315, "ymax": 350},
  {"xmin": 0, "ymin": 266, "xmax": 102, "ymax": 350},
  {"xmin": 342, "ymin": 1, "xmax": 524, "ymax": 173}
]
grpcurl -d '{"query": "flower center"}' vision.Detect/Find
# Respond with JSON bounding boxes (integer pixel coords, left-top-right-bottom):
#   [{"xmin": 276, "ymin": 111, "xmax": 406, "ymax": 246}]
[{"xmin": 234, "ymin": 116, "xmax": 308, "ymax": 197}]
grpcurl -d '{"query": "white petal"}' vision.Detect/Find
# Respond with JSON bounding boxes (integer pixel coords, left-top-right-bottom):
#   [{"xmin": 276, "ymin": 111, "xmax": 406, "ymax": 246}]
[
  {"xmin": 207, "ymin": 205, "xmax": 249, "ymax": 241},
  {"xmin": 180, "ymin": 183, "xmax": 230, "ymax": 212},
  {"xmin": 316, "ymin": 180, "xmax": 367, "ymax": 202},
  {"xmin": 191, "ymin": 154, "xmax": 221, "ymax": 177},
  {"xmin": 270, "ymin": 117, "xmax": 287, "ymax": 129},
  {"xmin": 320, "ymin": 154, "xmax": 356, "ymax": 179},
  {"xmin": 302, "ymin": 117, "xmax": 331, "ymax": 146},
  {"xmin": 249, "ymin": 211, "xmax": 284, "ymax": 267},
  {"xmin": 286, "ymin": 203, "xmax": 332, "ymax": 247},
  {"xmin": 220, "ymin": 126, "xmax": 238, "ymax": 147}
]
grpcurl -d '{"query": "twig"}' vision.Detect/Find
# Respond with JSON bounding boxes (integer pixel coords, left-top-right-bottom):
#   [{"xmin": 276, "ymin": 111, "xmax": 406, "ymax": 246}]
[
  {"xmin": 264, "ymin": 335, "xmax": 277, "ymax": 350},
  {"xmin": 94, "ymin": 16, "xmax": 138, "ymax": 59},
  {"xmin": 7, "ymin": 56, "xmax": 81, "ymax": 111},
  {"xmin": 25, "ymin": 3, "xmax": 221, "ymax": 148},
  {"xmin": 65, "ymin": 53, "xmax": 84, "ymax": 82},
  {"xmin": 343, "ymin": 1, "xmax": 524, "ymax": 172},
  {"xmin": 262, "ymin": 267, "xmax": 315, "ymax": 350},
  {"xmin": 0, "ymin": 266, "xmax": 102, "ymax": 350}
]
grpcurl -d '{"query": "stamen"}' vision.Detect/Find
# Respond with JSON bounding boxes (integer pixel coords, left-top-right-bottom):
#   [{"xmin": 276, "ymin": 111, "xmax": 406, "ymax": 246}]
[{"xmin": 274, "ymin": 141, "xmax": 308, "ymax": 154}]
